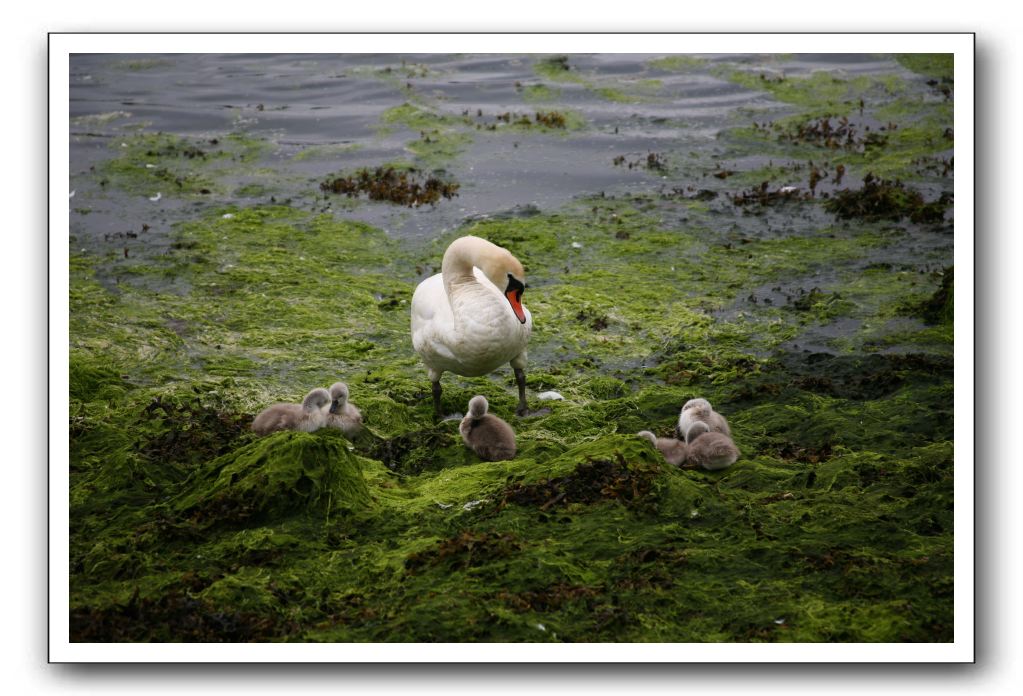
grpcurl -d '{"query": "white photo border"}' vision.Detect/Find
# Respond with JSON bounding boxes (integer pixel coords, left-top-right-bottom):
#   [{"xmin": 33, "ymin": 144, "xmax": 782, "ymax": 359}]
[{"xmin": 50, "ymin": 32, "xmax": 974, "ymax": 663}]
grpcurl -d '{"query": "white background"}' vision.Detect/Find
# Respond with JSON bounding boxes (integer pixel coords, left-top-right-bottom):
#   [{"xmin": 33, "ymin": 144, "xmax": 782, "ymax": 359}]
[{"xmin": 7, "ymin": 1, "xmax": 1018, "ymax": 693}]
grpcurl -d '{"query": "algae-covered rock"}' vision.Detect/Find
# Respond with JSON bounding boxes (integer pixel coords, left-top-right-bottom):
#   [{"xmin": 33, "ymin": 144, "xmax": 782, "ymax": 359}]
[
  {"xmin": 70, "ymin": 352, "xmax": 130, "ymax": 403},
  {"xmin": 919, "ymin": 267, "xmax": 954, "ymax": 325},
  {"xmin": 176, "ymin": 430, "xmax": 371, "ymax": 527},
  {"xmin": 501, "ymin": 435, "xmax": 667, "ymax": 510}
]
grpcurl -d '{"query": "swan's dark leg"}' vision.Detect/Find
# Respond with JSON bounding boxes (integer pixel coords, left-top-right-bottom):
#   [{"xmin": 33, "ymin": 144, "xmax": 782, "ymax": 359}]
[
  {"xmin": 514, "ymin": 368, "xmax": 528, "ymax": 416},
  {"xmin": 432, "ymin": 381, "xmax": 443, "ymax": 419},
  {"xmin": 513, "ymin": 368, "xmax": 550, "ymax": 418}
]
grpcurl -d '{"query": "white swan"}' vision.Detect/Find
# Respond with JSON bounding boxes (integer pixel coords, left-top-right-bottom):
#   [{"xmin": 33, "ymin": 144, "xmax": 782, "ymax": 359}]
[
  {"xmin": 251, "ymin": 388, "xmax": 331, "ymax": 435},
  {"xmin": 325, "ymin": 381, "xmax": 363, "ymax": 437},
  {"xmin": 411, "ymin": 235, "xmax": 533, "ymax": 417}
]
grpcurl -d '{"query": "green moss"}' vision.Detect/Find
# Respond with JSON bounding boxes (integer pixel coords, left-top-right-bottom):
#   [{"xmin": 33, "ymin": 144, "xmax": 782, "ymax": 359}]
[
  {"xmin": 531, "ymin": 56, "xmax": 659, "ymax": 105},
  {"xmin": 234, "ymin": 183, "xmax": 273, "ymax": 198},
  {"xmin": 648, "ymin": 55, "xmax": 706, "ymax": 72},
  {"xmin": 71, "ymin": 111, "xmax": 134, "ymax": 127},
  {"xmin": 593, "ymin": 87, "xmax": 635, "ymax": 103},
  {"xmin": 380, "ymin": 102, "xmax": 460, "ymax": 133},
  {"xmin": 917, "ymin": 267, "xmax": 954, "ymax": 325},
  {"xmin": 376, "ymin": 102, "xmax": 479, "ymax": 167},
  {"xmin": 534, "ymin": 55, "xmax": 586, "ymax": 84},
  {"xmin": 896, "ymin": 54, "xmax": 954, "ymax": 81},
  {"xmin": 291, "ymin": 142, "xmax": 361, "ymax": 162},
  {"xmin": 407, "ymin": 130, "xmax": 473, "ymax": 164},
  {"xmin": 721, "ymin": 77, "xmax": 952, "ymax": 182},
  {"xmin": 521, "ymin": 84, "xmax": 560, "ymax": 103},
  {"xmin": 175, "ymin": 430, "xmax": 371, "ymax": 527},
  {"xmin": 97, "ymin": 132, "xmax": 269, "ymax": 197},
  {"xmin": 722, "ymin": 69, "xmax": 876, "ymax": 114}
]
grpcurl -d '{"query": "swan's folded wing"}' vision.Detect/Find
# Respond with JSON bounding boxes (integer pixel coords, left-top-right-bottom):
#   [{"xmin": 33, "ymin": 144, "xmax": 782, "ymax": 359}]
[
  {"xmin": 431, "ymin": 340, "xmax": 457, "ymax": 362},
  {"xmin": 412, "ymin": 298, "xmax": 435, "ymax": 322},
  {"xmin": 411, "ymin": 273, "xmax": 455, "ymax": 356}
]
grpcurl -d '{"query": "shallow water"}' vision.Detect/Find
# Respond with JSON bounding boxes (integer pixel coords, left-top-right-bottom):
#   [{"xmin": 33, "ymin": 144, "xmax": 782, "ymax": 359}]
[{"xmin": 70, "ymin": 53, "xmax": 949, "ymax": 247}]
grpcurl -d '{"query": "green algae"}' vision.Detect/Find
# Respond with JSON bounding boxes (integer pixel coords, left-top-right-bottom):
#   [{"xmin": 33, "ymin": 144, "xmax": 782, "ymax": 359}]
[
  {"xmin": 648, "ymin": 55, "xmax": 706, "ymax": 72},
  {"xmin": 593, "ymin": 86, "xmax": 637, "ymax": 104},
  {"xmin": 380, "ymin": 102, "xmax": 460, "ymax": 133},
  {"xmin": 175, "ymin": 430, "xmax": 371, "ymax": 527},
  {"xmin": 69, "ymin": 56, "xmax": 954, "ymax": 643},
  {"xmin": 722, "ymin": 68, "xmax": 877, "ymax": 113},
  {"xmin": 70, "ymin": 196, "xmax": 953, "ymax": 641},
  {"xmin": 896, "ymin": 54, "xmax": 954, "ymax": 81},
  {"xmin": 719, "ymin": 59, "xmax": 953, "ymax": 185},
  {"xmin": 918, "ymin": 266, "xmax": 954, "ymax": 325},
  {"xmin": 376, "ymin": 102, "xmax": 476, "ymax": 168},
  {"xmin": 534, "ymin": 55, "xmax": 585, "ymax": 84},
  {"xmin": 112, "ymin": 58, "xmax": 174, "ymax": 71},
  {"xmin": 532, "ymin": 56, "xmax": 661, "ymax": 104},
  {"xmin": 97, "ymin": 132, "xmax": 269, "ymax": 197},
  {"xmin": 71, "ymin": 111, "xmax": 135, "ymax": 127},
  {"xmin": 520, "ymin": 83, "xmax": 560, "ymax": 103},
  {"xmin": 291, "ymin": 142, "xmax": 361, "ymax": 162}
]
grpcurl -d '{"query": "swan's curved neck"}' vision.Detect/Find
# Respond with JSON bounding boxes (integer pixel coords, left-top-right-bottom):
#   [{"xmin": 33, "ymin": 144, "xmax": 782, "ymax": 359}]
[{"xmin": 441, "ymin": 236, "xmax": 496, "ymax": 292}]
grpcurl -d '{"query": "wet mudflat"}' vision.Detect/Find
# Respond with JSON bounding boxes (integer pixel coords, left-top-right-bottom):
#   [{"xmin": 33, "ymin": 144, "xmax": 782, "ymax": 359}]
[{"xmin": 69, "ymin": 53, "xmax": 954, "ymax": 642}]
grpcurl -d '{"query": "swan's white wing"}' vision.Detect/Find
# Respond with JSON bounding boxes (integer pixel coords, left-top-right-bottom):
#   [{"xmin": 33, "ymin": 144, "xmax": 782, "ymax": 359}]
[
  {"xmin": 411, "ymin": 273, "xmax": 450, "ymax": 348},
  {"xmin": 411, "ymin": 267, "xmax": 532, "ymax": 377}
]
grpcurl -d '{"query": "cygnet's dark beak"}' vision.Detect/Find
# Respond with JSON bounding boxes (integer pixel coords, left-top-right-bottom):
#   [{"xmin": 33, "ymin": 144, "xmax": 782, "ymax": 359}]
[{"xmin": 329, "ymin": 399, "xmax": 341, "ymax": 414}]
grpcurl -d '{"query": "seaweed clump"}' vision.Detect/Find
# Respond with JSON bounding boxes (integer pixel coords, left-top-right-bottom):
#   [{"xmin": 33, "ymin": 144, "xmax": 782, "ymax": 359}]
[
  {"xmin": 141, "ymin": 394, "xmax": 253, "ymax": 467},
  {"xmin": 502, "ymin": 453, "xmax": 659, "ymax": 511},
  {"xmin": 918, "ymin": 266, "xmax": 954, "ymax": 325},
  {"xmin": 367, "ymin": 426, "xmax": 452, "ymax": 476},
  {"xmin": 732, "ymin": 181, "xmax": 807, "ymax": 206},
  {"xmin": 175, "ymin": 431, "xmax": 371, "ymax": 529},
  {"xmin": 320, "ymin": 166, "xmax": 459, "ymax": 207},
  {"xmin": 613, "ymin": 152, "xmax": 667, "ymax": 171},
  {"xmin": 71, "ymin": 588, "xmax": 295, "ymax": 642},
  {"xmin": 824, "ymin": 173, "xmax": 952, "ymax": 223},
  {"xmin": 405, "ymin": 531, "xmax": 522, "ymax": 572},
  {"xmin": 533, "ymin": 111, "xmax": 567, "ymax": 129},
  {"xmin": 484, "ymin": 110, "xmax": 572, "ymax": 130},
  {"xmin": 763, "ymin": 116, "xmax": 889, "ymax": 152}
]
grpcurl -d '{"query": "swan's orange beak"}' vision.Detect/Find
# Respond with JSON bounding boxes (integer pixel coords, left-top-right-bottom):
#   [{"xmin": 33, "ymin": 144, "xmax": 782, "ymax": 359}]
[
  {"xmin": 506, "ymin": 289, "xmax": 527, "ymax": 324},
  {"xmin": 505, "ymin": 275, "xmax": 527, "ymax": 324}
]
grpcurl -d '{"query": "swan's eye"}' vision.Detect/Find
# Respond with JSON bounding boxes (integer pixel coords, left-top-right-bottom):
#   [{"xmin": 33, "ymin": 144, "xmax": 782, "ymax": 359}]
[{"xmin": 506, "ymin": 274, "xmax": 525, "ymax": 296}]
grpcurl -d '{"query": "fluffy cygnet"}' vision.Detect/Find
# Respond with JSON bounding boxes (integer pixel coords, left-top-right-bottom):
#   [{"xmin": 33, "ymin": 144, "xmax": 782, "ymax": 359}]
[
  {"xmin": 325, "ymin": 382, "xmax": 363, "ymax": 437},
  {"xmin": 637, "ymin": 430, "xmax": 688, "ymax": 467},
  {"xmin": 677, "ymin": 397, "xmax": 731, "ymax": 443},
  {"xmin": 459, "ymin": 395, "xmax": 517, "ymax": 461},
  {"xmin": 251, "ymin": 388, "xmax": 331, "ymax": 435},
  {"xmin": 684, "ymin": 422, "xmax": 740, "ymax": 470}
]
